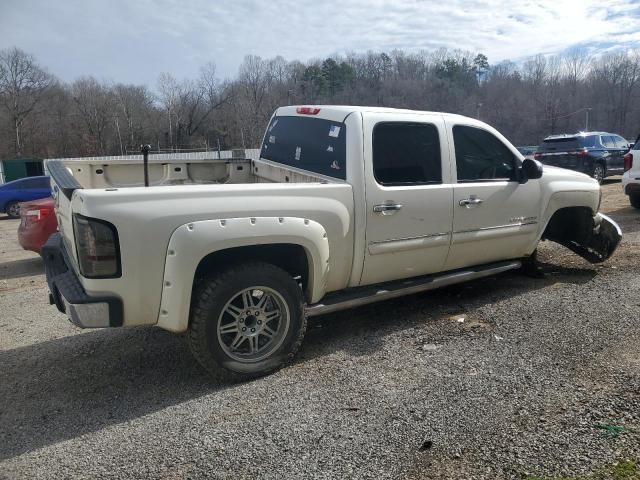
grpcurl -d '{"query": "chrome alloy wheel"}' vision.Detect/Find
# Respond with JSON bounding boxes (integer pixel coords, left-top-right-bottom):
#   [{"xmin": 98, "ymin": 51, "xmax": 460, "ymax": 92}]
[
  {"xmin": 593, "ymin": 164, "xmax": 605, "ymax": 184},
  {"xmin": 217, "ymin": 286, "xmax": 290, "ymax": 362}
]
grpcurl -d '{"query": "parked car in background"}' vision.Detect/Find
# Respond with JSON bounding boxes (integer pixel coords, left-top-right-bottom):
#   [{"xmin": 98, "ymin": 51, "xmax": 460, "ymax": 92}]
[
  {"xmin": 0, "ymin": 176, "xmax": 51, "ymax": 218},
  {"xmin": 534, "ymin": 132, "xmax": 629, "ymax": 183},
  {"xmin": 516, "ymin": 146, "xmax": 538, "ymax": 160},
  {"xmin": 622, "ymin": 138, "xmax": 640, "ymax": 209},
  {"xmin": 18, "ymin": 197, "xmax": 57, "ymax": 253}
]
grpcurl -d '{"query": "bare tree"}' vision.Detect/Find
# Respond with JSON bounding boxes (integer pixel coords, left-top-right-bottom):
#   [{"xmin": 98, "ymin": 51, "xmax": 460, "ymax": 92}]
[
  {"xmin": 70, "ymin": 77, "xmax": 116, "ymax": 155},
  {"xmin": 0, "ymin": 47, "xmax": 54, "ymax": 156}
]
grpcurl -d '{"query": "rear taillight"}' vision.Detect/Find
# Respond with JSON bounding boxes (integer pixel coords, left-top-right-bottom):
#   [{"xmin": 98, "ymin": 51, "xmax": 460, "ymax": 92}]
[
  {"xmin": 624, "ymin": 152, "xmax": 633, "ymax": 172},
  {"xmin": 296, "ymin": 106, "xmax": 321, "ymax": 115},
  {"xmin": 72, "ymin": 214, "xmax": 121, "ymax": 278},
  {"xmin": 25, "ymin": 207, "xmax": 52, "ymax": 222},
  {"xmin": 534, "ymin": 153, "xmax": 542, "ymax": 160}
]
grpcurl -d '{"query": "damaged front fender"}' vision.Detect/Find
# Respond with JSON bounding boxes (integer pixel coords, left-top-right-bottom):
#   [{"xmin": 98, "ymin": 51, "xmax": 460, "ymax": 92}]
[{"xmin": 543, "ymin": 210, "xmax": 622, "ymax": 263}]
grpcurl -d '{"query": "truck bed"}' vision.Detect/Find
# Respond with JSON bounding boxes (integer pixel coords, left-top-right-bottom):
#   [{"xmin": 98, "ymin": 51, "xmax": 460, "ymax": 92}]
[
  {"xmin": 45, "ymin": 152, "xmax": 336, "ymax": 189},
  {"xmin": 46, "ymin": 154, "xmax": 355, "ymax": 329}
]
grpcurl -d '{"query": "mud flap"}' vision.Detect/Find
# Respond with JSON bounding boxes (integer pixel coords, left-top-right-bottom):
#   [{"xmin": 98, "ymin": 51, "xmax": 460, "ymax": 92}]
[{"xmin": 554, "ymin": 213, "xmax": 622, "ymax": 263}]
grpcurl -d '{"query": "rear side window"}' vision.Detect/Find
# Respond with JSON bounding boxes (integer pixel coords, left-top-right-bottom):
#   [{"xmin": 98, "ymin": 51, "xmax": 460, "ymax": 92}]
[
  {"xmin": 372, "ymin": 122, "xmax": 442, "ymax": 186},
  {"xmin": 453, "ymin": 125, "xmax": 517, "ymax": 182},
  {"xmin": 260, "ymin": 116, "xmax": 346, "ymax": 179},
  {"xmin": 579, "ymin": 136, "xmax": 600, "ymax": 148}
]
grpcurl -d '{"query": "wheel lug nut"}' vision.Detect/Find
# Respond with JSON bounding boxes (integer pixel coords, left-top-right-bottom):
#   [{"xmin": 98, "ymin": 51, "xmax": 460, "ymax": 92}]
[
  {"xmin": 257, "ymin": 320, "xmax": 262, "ymax": 325},
  {"xmin": 242, "ymin": 327, "xmax": 246, "ymax": 332},
  {"xmin": 239, "ymin": 318, "xmax": 244, "ymax": 323},
  {"xmin": 255, "ymin": 311, "xmax": 260, "ymax": 316},
  {"xmin": 251, "ymin": 328, "xmax": 255, "ymax": 333},
  {"xmin": 246, "ymin": 310, "xmax": 251, "ymax": 315}
]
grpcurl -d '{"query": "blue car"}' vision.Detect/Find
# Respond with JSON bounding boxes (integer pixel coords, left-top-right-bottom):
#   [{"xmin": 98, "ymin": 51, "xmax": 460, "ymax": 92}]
[{"xmin": 0, "ymin": 176, "xmax": 52, "ymax": 218}]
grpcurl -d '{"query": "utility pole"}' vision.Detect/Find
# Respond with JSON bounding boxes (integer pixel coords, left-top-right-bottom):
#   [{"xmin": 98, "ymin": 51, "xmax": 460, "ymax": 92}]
[
  {"xmin": 585, "ymin": 108, "xmax": 592, "ymax": 131},
  {"xmin": 114, "ymin": 116, "xmax": 124, "ymax": 155},
  {"xmin": 476, "ymin": 102, "xmax": 483, "ymax": 120}
]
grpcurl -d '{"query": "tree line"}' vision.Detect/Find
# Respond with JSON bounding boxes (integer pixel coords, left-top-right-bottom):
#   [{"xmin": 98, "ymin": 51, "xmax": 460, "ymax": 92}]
[{"xmin": 1, "ymin": 46, "xmax": 640, "ymax": 160}]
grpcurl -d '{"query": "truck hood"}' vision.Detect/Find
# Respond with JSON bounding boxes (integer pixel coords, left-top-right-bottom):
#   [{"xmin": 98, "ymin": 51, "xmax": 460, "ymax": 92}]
[{"xmin": 542, "ymin": 165, "xmax": 597, "ymax": 183}]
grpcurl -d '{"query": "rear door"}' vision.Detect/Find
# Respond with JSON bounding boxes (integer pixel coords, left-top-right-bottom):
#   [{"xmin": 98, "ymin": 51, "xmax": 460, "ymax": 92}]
[
  {"xmin": 360, "ymin": 113, "xmax": 453, "ymax": 286},
  {"xmin": 445, "ymin": 122, "xmax": 541, "ymax": 270}
]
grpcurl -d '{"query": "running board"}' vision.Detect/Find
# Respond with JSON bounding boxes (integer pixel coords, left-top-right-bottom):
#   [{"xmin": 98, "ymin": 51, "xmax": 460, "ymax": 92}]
[{"xmin": 305, "ymin": 260, "xmax": 522, "ymax": 317}]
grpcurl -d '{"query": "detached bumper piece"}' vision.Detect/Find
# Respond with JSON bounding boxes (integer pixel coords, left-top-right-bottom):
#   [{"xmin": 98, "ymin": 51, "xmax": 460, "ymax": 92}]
[
  {"xmin": 42, "ymin": 233, "xmax": 123, "ymax": 328},
  {"xmin": 561, "ymin": 213, "xmax": 622, "ymax": 263}
]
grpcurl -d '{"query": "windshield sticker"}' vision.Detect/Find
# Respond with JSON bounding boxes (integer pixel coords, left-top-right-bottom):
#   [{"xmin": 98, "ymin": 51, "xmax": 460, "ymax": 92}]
[
  {"xmin": 295, "ymin": 146, "xmax": 301, "ymax": 161},
  {"xmin": 330, "ymin": 160, "xmax": 341, "ymax": 170},
  {"xmin": 268, "ymin": 135, "xmax": 276, "ymax": 144},
  {"xmin": 268, "ymin": 119, "xmax": 278, "ymax": 131},
  {"xmin": 329, "ymin": 125, "xmax": 341, "ymax": 138},
  {"xmin": 326, "ymin": 145, "xmax": 334, "ymax": 152}
]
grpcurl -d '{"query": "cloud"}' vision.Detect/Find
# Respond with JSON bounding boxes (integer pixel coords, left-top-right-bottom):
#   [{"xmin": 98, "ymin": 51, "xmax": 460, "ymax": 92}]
[{"xmin": 1, "ymin": 0, "xmax": 639, "ymax": 85}]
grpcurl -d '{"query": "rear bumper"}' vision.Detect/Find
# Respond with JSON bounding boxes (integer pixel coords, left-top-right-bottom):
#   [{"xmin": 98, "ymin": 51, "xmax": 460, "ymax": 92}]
[
  {"xmin": 18, "ymin": 226, "xmax": 43, "ymax": 253},
  {"xmin": 18, "ymin": 222, "xmax": 56, "ymax": 254},
  {"xmin": 42, "ymin": 233, "xmax": 123, "ymax": 328}
]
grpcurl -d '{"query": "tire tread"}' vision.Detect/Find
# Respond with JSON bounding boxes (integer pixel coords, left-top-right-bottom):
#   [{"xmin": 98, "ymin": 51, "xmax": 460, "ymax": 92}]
[{"xmin": 188, "ymin": 261, "xmax": 307, "ymax": 380}]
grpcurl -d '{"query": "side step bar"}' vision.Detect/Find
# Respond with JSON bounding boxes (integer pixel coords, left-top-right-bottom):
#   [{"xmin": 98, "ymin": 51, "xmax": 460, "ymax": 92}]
[{"xmin": 305, "ymin": 260, "xmax": 522, "ymax": 317}]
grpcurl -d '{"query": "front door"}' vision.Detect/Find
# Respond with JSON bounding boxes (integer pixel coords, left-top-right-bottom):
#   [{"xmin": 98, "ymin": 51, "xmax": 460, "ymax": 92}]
[
  {"xmin": 444, "ymin": 122, "xmax": 541, "ymax": 271},
  {"xmin": 360, "ymin": 114, "xmax": 454, "ymax": 286}
]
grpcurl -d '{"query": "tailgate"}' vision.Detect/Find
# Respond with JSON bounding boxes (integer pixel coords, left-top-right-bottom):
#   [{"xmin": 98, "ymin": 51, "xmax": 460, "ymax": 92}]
[
  {"xmin": 537, "ymin": 152, "xmax": 580, "ymax": 168},
  {"xmin": 46, "ymin": 159, "xmax": 82, "ymax": 266}
]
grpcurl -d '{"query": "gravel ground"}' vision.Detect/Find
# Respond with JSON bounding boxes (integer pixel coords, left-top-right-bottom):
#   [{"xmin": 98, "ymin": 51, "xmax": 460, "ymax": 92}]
[{"xmin": 1, "ymin": 180, "xmax": 639, "ymax": 479}]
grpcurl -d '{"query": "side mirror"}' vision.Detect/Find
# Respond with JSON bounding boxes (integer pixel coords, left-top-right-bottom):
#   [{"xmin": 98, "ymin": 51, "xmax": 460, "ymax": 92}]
[{"xmin": 520, "ymin": 158, "xmax": 543, "ymax": 184}]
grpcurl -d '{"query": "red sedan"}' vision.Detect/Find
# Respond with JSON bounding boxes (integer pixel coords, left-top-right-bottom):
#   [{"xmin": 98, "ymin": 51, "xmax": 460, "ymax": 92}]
[{"xmin": 18, "ymin": 197, "xmax": 57, "ymax": 254}]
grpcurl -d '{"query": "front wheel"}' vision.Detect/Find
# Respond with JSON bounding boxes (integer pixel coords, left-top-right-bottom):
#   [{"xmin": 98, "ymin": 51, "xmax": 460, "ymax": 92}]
[
  {"xmin": 592, "ymin": 163, "xmax": 605, "ymax": 184},
  {"xmin": 5, "ymin": 201, "xmax": 20, "ymax": 218},
  {"xmin": 188, "ymin": 261, "xmax": 306, "ymax": 379},
  {"xmin": 630, "ymin": 194, "xmax": 640, "ymax": 209}
]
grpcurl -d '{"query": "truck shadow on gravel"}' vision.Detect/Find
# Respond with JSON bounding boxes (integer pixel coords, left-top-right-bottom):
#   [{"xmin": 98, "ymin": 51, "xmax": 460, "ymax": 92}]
[
  {"xmin": 299, "ymin": 263, "xmax": 597, "ymax": 360},
  {"xmin": 0, "ymin": 263, "xmax": 596, "ymax": 461},
  {"xmin": 0, "ymin": 257, "xmax": 44, "ymax": 280}
]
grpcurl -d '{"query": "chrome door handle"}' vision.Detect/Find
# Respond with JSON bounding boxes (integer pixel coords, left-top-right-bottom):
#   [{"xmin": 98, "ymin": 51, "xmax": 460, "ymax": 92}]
[
  {"xmin": 373, "ymin": 203, "xmax": 403, "ymax": 214},
  {"xmin": 459, "ymin": 197, "xmax": 484, "ymax": 207}
]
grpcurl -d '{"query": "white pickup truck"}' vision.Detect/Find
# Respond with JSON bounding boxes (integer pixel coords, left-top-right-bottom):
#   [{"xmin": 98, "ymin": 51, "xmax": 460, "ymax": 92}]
[
  {"xmin": 43, "ymin": 106, "xmax": 622, "ymax": 377},
  {"xmin": 623, "ymin": 141, "xmax": 640, "ymax": 208}
]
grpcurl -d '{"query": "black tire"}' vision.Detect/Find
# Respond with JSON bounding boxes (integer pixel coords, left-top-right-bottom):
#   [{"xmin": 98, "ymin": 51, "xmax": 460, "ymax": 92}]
[
  {"xmin": 5, "ymin": 201, "xmax": 20, "ymax": 219},
  {"xmin": 188, "ymin": 261, "xmax": 306, "ymax": 379},
  {"xmin": 592, "ymin": 163, "xmax": 606, "ymax": 184},
  {"xmin": 630, "ymin": 194, "xmax": 640, "ymax": 209}
]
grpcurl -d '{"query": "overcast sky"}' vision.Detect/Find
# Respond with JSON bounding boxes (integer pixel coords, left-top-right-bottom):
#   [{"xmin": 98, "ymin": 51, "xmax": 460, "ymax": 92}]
[{"xmin": 2, "ymin": 0, "xmax": 640, "ymax": 87}]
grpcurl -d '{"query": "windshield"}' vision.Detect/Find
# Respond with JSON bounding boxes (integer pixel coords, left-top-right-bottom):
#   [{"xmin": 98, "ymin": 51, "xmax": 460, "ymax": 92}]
[{"xmin": 260, "ymin": 116, "xmax": 347, "ymax": 180}]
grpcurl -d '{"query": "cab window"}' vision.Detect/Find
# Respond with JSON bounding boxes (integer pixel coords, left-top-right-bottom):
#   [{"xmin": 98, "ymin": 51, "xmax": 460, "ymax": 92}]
[
  {"xmin": 453, "ymin": 125, "xmax": 518, "ymax": 182},
  {"xmin": 372, "ymin": 122, "xmax": 442, "ymax": 186}
]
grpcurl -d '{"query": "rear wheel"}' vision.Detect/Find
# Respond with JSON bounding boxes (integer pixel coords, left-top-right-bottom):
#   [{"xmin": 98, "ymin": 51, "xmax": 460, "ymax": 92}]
[
  {"xmin": 592, "ymin": 163, "xmax": 605, "ymax": 184},
  {"xmin": 630, "ymin": 194, "xmax": 640, "ymax": 209},
  {"xmin": 188, "ymin": 261, "xmax": 306, "ymax": 379},
  {"xmin": 5, "ymin": 201, "xmax": 20, "ymax": 218}
]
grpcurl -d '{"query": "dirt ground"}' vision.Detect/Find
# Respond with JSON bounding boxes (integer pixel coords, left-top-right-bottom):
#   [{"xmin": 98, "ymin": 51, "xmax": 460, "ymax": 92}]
[{"xmin": 0, "ymin": 179, "xmax": 639, "ymax": 479}]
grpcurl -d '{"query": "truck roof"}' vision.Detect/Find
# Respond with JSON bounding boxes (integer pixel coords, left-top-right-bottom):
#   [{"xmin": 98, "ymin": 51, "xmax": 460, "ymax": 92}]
[
  {"xmin": 543, "ymin": 132, "xmax": 613, "ymax": 140},
  {"xmin": 276, "ymin": 105, "xmax": 478, "ymax": 123}
]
